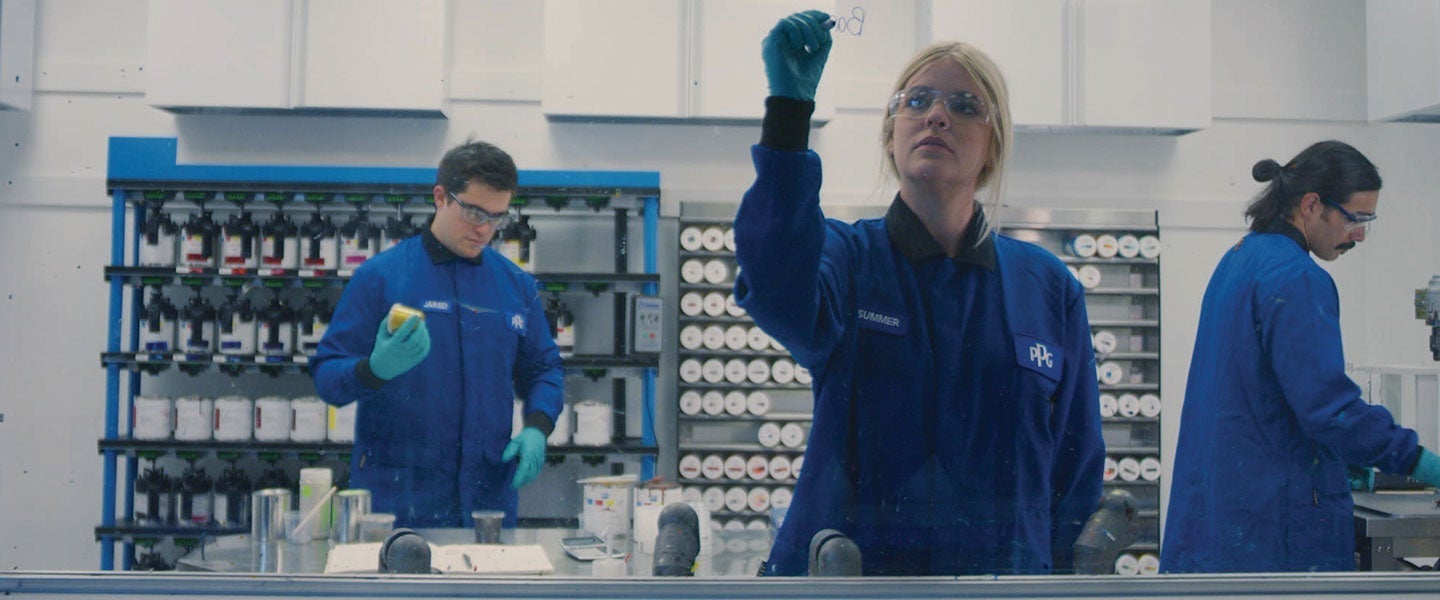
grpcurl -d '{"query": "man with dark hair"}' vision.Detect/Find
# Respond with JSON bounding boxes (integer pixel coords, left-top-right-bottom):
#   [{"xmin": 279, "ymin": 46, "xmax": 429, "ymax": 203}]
[
  {"xmin": 311, "ymin": 140, "xmax": 562, "ymax": 528},
  {"xmin": 1163, "ymin": 140, "xmax": 1440, "ymax": 573}
]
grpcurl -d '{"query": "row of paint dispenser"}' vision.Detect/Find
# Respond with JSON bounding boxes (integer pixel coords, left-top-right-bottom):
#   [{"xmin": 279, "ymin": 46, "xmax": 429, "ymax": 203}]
[
  {"xmin": 132, "ymin": 460, "xmax": 292, "ymax": 528},
  {"xmin": 139, "ymin": 206, "xmax": 416, "ymax": 272},
  {"xmin": 140, "ymin": 289, "xmax": 578, "ymax": 359},
  {"xmin": 136, "ymin": 289, "xmax": 335, "ymax": 357},
  {"xmin": 140, "ymin": 206, "xmax": 541, "ymax": 272}
]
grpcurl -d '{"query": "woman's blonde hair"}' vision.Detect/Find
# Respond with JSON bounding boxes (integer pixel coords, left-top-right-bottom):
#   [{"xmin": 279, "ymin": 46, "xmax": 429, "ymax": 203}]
[{"xmin": 881, "ymin": 42, "xmax": 1013, "ymax": 239}]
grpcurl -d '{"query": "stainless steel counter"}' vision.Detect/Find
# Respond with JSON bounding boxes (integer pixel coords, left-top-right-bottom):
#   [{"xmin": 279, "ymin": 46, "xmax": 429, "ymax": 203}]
[
  {"xmin": 1353, "ymin": 491, "xmax": 1440, "ymax": 571},
  {"xmin": 175, "ymin": 526, "xmax": 769, "ymax": 577}
]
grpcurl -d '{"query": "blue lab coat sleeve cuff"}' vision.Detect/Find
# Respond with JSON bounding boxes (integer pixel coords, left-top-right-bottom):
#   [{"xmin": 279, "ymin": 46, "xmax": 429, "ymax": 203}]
[
  {"xmin": 523, "ymin": 411, "xmax": 555, "ymax": 438},
  {"xmin": 355, "ymin": 358, "xmax": 387, "ymax": 389},
  {"xmin": 760, "ymin": 96, "xmax": 816, "ymax": 152}
]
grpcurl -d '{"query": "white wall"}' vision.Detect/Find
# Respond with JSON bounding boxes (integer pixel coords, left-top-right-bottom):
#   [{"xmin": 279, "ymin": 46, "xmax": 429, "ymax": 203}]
[{"xmin": 1, "ymin": 0, "xmax": 1437, "ymax": 571}]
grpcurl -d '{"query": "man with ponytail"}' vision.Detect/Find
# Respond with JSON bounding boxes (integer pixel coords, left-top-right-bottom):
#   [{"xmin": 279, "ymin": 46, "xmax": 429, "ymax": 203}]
[{"xmin": 1163, "ymin": 140, "xmax": 1440, "ymax": 573}]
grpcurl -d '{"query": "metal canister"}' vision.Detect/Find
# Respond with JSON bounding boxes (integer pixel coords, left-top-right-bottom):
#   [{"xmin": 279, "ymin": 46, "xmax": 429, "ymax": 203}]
[
  {"xmin": 251, "ymin": 488, "xmax": 292, "ymax": 543},
  {"xmin": 331, "ymin": 489, "xmax": 372, "ymax": 543}
]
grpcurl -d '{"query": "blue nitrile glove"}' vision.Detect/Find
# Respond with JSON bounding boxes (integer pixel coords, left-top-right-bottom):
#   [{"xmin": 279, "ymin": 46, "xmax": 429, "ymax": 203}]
[
  {"xmin": 1410, "ymin": 448, "xmax": 1440, "ymax": 488},
  {"xmin": 1346, "ymin": 464, "xmax": 1375, "ymax": 492},
  {"xmin": 369, "ymin": 314, "xmax": 430, "ymax": 381},
  {"xmin": 503, "ymin": 426, "xmax": 546, "ymax": 490},
  {"xmin": 762, "ymin": 9, "xmax": 833, "ymax": 101}
]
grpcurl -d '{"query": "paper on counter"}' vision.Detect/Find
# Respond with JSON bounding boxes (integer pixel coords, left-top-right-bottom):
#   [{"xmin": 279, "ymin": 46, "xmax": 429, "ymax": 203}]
[{"xmin": 324, "ymin": 542, "xmax": 554, "ymax": 575}]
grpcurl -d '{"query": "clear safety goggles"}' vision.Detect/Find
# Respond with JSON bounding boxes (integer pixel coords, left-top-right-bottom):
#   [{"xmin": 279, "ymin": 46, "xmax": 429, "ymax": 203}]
[
  {"xmin": 1322, "ymin": 198, "xmax": 1376, "ymax": 233},
  {"xmin": 887, "ymin": 87, "xmax": 990, "ymax": 124},
  {"xmin": 447, "ymin": 192, "xmax": 513, "ymax": 229}
]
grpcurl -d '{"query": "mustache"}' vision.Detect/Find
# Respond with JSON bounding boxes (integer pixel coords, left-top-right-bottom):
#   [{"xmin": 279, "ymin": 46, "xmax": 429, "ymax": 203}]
[{"xmin": 1337, "ymin": 241, "xmax": 1356, "ymax": 251}]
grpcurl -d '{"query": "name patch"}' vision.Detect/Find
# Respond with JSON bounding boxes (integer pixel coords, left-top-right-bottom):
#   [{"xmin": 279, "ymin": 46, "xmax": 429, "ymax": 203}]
[
  {"xmin": 420, "ymin": 300, "xmax": 454, "ymax": 315},
  {"xmin": 856, "ymin": 307, "xmax": 907, "ymax": 336},
  {"xmin": 1014, "ymin": 334, "xmax": 1062, "ymax": 381}
]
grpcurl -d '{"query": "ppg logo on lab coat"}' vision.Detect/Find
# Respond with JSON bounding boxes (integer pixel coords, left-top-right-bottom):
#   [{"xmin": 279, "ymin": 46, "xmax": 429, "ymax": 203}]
[
  {"xmin": 1029, "ymin": 343, "xmax": 1053, "ymax": 369},
  {"xmin": 1014, "ymin": 334, "xmax": 1061, "ymax": 381},
  {"xmin": 511, "ymin": 314, "xmax": 525, "ymax": 330}
]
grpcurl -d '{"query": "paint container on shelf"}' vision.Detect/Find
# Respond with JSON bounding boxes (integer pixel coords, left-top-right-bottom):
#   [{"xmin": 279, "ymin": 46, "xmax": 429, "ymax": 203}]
[
  {"xmin": 179, "ymin": 209, "xmax": 219, "ymax": 269},
  {"xmin": 496, "ymin": 215, "xmax": 538, "ymax": 272},
  {"xmin": 295, "ymin": 293, "xmax": 335, "ymax": 357},
  {"xmin": 259, "ymin": 211, "xmax": 299, "ymax": 270},
  {"xmin": 138, "ymin": 205, "xmax": 179, "ymax": 267},
  {"xmin": 213, "ymin": 395, "xmax": 253, "ymax": 441},
  {"xmin": 178, "ymin": 295, "xmax": 216, "ymax": 355},
  {"xmin": 327, "ymin": 401, "xmax": 357, "ymax": 443},
  {"xmin": 570, "ymin": 400, "xmax": 613, "ymax": 446},
  {"xmin": 132, "ymin": 395, "xmax": 173, "ymax": 441},
  {"xmin": 177, "ymin": 465, "xmax": 214, "ymax": 526},
  {"xmin": 544, "ymin": 297, "xmax": 575, "ymax": 358},
  {"xmin": 256, "ymin": 297, "xmax": 295, "ymax": 357},
  {"xmin": 216, "ymin": 293, "xmax": 257, "ymax": 355},
  {"xmin": 381, "ymin": 213, "xmax": 420, "ymax": 251},
  {"xmin": 337, "ymin": 211, "xmax": 381, "ymax": 272},
  {"xmin": 253, "ymin": 396, "xmax": 292, "ymax": 442},
  {"xmin": 212, "ymin": 467, "xmax": 251, "ymax": 527},
  {"xmin": 290, "ymin": 396, "xmax": 328, "ymax": 443},
  {"xmin": 219, "ymin": 211, "xmax": 259, "ymax": 270},
  {"xmin": 298, "ymin": 210, "xmax": 338, "ymax": 271},
  {"xmin": 173, "ymin": 395, "xmax": 214, "ymax": 441},
  {"xmin": 137, "ymin": 290, "xmax": 177, "ymax": 354}
]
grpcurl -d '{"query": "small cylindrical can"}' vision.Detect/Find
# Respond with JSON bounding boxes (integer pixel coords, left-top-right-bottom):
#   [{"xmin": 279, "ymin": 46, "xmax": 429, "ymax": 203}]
[
  {"xmin": 251, "ymin": 488, "xmax": 292, "ymax": 543},
  {"xmin": 331, "ymin": 489, "xmax": 372, "ymax": 544}
]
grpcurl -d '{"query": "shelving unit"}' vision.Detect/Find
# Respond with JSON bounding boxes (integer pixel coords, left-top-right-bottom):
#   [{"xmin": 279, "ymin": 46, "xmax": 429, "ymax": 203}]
[
  {"xmin": 667, "ymin": 204, "xmax": 1162, "ymax": 573},
  {"xmin": 673, "ymin": 203, "xmax": 823, "ymax": 531},
  {"xmin": 1002, "ymin": 207, "xmax": 1163, "ymax": 575},
  {"xmin": 97, "ymin": 137, "xmax": 661, "ymax": 570}
]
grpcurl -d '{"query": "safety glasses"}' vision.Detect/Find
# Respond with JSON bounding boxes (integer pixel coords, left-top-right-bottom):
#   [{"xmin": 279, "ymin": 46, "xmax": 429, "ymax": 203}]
[
  {"xmin": 447, "ymin": 192, "xmax": 513, "ymax": 229},
  {"xmin": 888, "ymin": 86, "xmax": 990, "ymax": 123},
  {"xmin": 1321, "ymin": 198, "xmax": 1377, "ymax": 232}
]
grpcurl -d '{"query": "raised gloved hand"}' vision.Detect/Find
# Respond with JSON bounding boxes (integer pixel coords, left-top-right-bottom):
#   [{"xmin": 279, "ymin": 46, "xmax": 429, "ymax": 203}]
[
  {"xmin": 1410, "ymin": 448, "xmax": 1440, "ymax": 488},
  {"xmin": 502, "ymin": 426, "xmax": 546, "ymax": 490},
  {"xmin": 369, "ymin": 314, "xmax": 430, "ymax": 381},
  {"xmin": 762, "ymin": 10, "xmax": 833, "ymax": 101},
  {"xmin": 1346, "ymin": 464, "xmax": 1375, "ymax": 492}
]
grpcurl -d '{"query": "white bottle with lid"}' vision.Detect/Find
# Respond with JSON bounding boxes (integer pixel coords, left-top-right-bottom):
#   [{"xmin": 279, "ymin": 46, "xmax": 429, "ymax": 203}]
[
  {"xmin": 680, "ymin": 292, "xmax": 704, "ymax": 316},
  {"xmin": 700, "ymin": 227, "xmax": 726, "ymax": 251},
  {"xmin": 702, "ymin": 293, "xmax": 727, "ymax": 317},
  {"xmin": 702, "ymin": 325, "xmax": 726, "ymax": 350},
  {"xmin": 701, "ymin": 391, "xmax": 725, "ymax": 416},
  {"xmin": 1117, "ymin": 234, "xmax": 1140, "ymax": 258},
  {"xmin": 724, "ymin": 391, "xmax": 748, "ymax": 416},
  {"xmin": 679, "ymin": 391, "xmax": 703, "ymax": 416},
  {"xmin": 725, "ymin": 325, "xmax": 749, "ymax": 350},
  {"xmin": 679, "ymin": 226, "xmax": 704, "ymax": 251},
  {"xmin": 680, "ymin": 325, "xmax": 704, "ymax": 350},
  {"xmin": 298, "ymin": 467, "xmax": 333, "ymax": 540}
]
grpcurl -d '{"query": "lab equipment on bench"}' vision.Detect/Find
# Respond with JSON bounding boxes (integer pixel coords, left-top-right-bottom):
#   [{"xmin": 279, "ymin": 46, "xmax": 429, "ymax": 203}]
[{"xmin": 1418, "ymin": 275, "xmax": 1440, "ymax": 360}]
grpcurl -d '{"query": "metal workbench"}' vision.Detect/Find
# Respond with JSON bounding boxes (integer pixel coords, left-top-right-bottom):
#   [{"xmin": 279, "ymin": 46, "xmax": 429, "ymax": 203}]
[{"xmin": 1353, "ymin": 491, "xmax": 1440, "ymax": 571}]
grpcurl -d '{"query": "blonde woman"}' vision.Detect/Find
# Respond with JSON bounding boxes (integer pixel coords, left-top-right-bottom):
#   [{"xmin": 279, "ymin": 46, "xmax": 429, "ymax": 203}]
[{"xmin": 734, "ymin": 10, "xmax": 1103, "ymax": 576}]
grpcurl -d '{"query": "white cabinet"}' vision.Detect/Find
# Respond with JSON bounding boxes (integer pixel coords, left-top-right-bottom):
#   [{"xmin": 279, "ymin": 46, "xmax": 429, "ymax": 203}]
[
  {"xmin": 929, "ymin": 0, "xmax": 1067, "ymax": 127},
  {"xmin": 1077, "ymin": 0, "xmax": 1209, "ymax": 131},
  {"xmin": 541, "ymin": 0, "xmax": 684, "ymax": 119},
  {"xmin": 929, "ymin": 0, "xmax": 1210, "ymax": 133},
  {"xmin": 1367, "ymin": 0, "xmax": 1440, "ymax": 122},
  {"xmin": 145, "ymin": 0, "xmax": 448, "ymax": 116},
  {"xmin": 0, "ymin": 0, "xmax": 36, "ymax": 111},
  {"xmin": 542, "ymin": 0, "xmax": 833, "ymax": 122}
]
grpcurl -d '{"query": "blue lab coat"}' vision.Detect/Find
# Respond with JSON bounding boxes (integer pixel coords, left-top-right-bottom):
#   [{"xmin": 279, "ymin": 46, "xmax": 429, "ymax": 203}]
[
  {"xmin": 311, "ymin": 229, "xmax": 563, "ymax": 528},
  {"xmin": 735, "ymin": 145, "xmax": 1105, "ymax": 576},
  {"xmin": 1163, "ymin": 227, "xmax": 1420, "ymax": 573}
]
